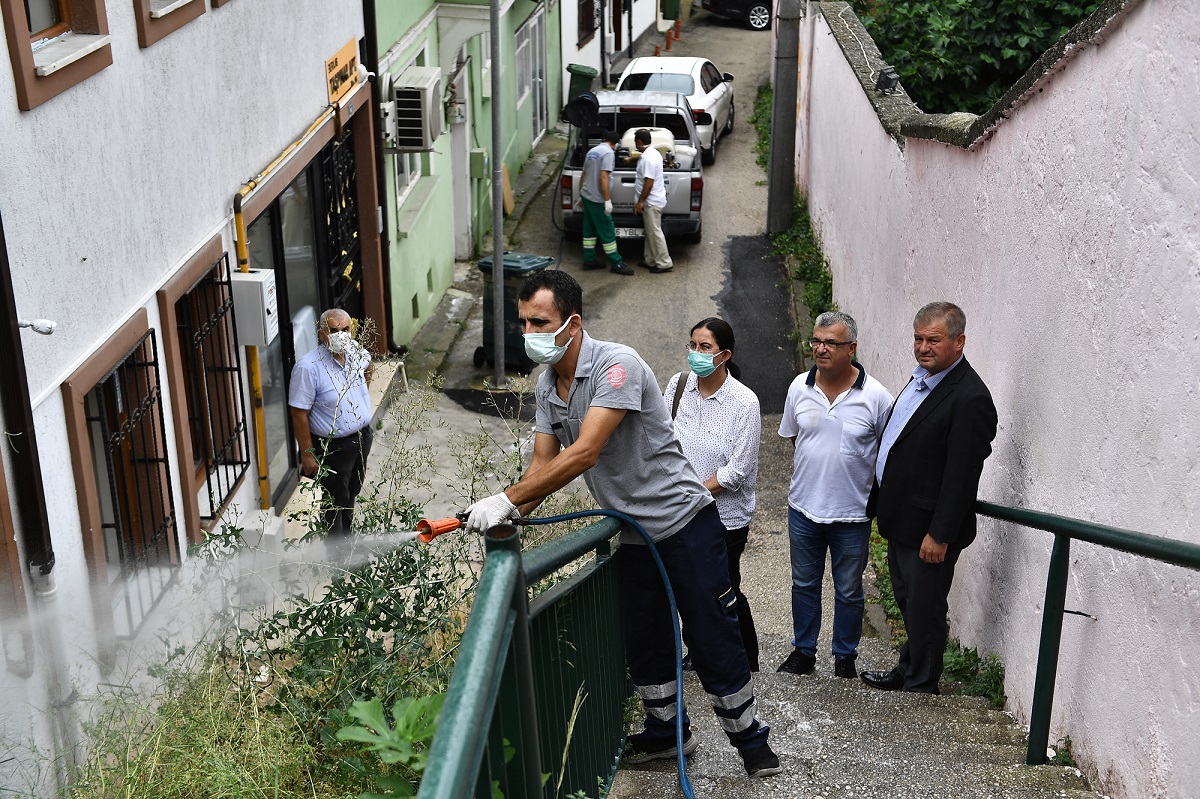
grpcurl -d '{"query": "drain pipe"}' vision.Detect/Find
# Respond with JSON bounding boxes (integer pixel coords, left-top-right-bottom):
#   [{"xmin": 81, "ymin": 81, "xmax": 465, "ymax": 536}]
[
  {"xmin": 362, "ymin": 1, "xmax": 402, "ymax": 355},
  {"xmin": 0, "ymin": 209, "xmax": 54, "ymax": 579},
  {"xmin": 600, "ymin": 0, "xmax": 609, "ymax": 86},
  {"xmin": 0, "ymin": 207, "xmax": 77, "ymax": 792}
]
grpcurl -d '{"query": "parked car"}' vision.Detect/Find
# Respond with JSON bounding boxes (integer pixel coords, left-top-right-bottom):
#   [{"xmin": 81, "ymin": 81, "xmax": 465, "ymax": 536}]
[
  {"xmin": 559, "ymin": 90, "xmax": 707, "ymax": 244},
  {"xmin": 700, "ymin": 0, "xmax": 773, "ymax": 31},
  {"xmin": 615, "ymin": 56, "xmax": 734, "ymax": 165}
]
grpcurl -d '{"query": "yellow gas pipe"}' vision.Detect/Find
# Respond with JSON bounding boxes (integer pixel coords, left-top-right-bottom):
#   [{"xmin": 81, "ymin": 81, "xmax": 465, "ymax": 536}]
[{"xmin": 234, "ymin": 108, "xmax": 336, "ymax": 508}]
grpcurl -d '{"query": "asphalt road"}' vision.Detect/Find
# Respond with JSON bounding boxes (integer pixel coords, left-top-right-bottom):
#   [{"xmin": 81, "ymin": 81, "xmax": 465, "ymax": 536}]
[{"xmin": 508, "ymin": 12, "xmax": 793, "ymax": 394}]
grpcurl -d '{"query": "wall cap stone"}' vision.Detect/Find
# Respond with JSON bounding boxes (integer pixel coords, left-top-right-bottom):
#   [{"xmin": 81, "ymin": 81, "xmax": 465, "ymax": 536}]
[{"xmin": 817, "ymin": 0, "xmax": 1144, "ymax": 150}]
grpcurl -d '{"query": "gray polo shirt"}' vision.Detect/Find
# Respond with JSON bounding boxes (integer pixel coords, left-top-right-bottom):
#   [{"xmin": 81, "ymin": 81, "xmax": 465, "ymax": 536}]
[
  {"xmin": 534, "ymin": 332, "xmax": 712, "ymax": 544},
  {"xmin": 580, "ymin": 142, "xmax": 615, "ymax": 203}
]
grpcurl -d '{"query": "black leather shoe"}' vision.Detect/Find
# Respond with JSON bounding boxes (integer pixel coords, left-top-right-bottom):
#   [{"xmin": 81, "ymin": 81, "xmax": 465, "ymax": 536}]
[
  {"xmin": 860, "ymin": 669, "xmax": 904, "ymax": 691},
  {"xmin": 582, "ymin": 260, "xmax": 605, "ymax": 271},
  {"xmin": 611, "ymin": 263, "xmax": 635, "ymax": 276},
  {"xmin": 637, "ymin": 260, "xmax": 653, "ymax": 269},
  {"xmin": 776, "ymin": 649, "xmax": 815, "ymax": 675},
  {"xmin": 834, "ymin": 657, "xmax": 858, "ymax": 679},
  {"xmin": 648, "ymin": 265, "xmax": 674, "ymax": 273}
]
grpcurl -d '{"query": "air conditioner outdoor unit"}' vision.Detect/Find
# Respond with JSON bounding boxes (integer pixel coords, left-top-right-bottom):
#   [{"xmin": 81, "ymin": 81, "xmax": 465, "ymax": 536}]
[{"xmin": 392, "ymin": 65, "xmax": 443, "ymax": 151}]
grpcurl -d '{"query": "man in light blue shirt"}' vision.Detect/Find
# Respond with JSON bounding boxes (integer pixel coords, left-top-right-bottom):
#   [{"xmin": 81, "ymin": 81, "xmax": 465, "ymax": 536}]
[{"xmin": 289, "ymin": 308, "xmax": 374, "ymax": 537}]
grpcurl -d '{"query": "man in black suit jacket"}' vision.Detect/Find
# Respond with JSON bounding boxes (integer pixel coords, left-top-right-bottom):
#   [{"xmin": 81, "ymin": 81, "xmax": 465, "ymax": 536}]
[{"xmin": 860, "ymin": 302, "xmax": 998, "ymax": 694}]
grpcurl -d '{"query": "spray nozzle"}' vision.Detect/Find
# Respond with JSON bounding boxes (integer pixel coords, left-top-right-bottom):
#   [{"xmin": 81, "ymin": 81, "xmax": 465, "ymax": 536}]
[
  {"xmin": 415, "ymin": 512, "xmax": 533, "ymax": 543},
  {"xmin": 416, "ymin": 513, "xmax": 469, "ymax": 543}
]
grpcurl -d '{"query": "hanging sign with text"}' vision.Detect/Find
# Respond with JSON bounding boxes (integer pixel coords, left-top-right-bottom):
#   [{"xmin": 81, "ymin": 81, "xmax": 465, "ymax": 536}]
[{"xmin": 326, "ymin": 39, "xmax": 359, "ymax": 105}]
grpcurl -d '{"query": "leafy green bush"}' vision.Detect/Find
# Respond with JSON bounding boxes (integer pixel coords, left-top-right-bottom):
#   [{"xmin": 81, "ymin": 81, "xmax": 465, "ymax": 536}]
[
  {"xmin": 851, "ymin": 0, "xmax": 1102, "ymax": 114},
  {"xmin": 943, "ymin": 639, "xmax": 1007, "ymax": 708}
]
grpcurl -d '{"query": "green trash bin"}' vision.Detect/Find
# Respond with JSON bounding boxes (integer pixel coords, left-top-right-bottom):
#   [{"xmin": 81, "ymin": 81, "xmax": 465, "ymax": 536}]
[
  {"xmin": 566, "ymin": 63, "xmax": 599, "ymax": 102},
  {"xmin": 475, "ymin": 252, "xmax": 556, "ymax": 374}
]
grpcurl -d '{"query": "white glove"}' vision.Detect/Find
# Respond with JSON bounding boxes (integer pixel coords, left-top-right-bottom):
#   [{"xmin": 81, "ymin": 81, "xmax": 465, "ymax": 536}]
[
  {"xmin": 604, "ymin": 199, "xmax": 613, "ymax": 215},
  {"xmin": 465, "ymin": 492, "xmax": 518, "ymax": 533}
]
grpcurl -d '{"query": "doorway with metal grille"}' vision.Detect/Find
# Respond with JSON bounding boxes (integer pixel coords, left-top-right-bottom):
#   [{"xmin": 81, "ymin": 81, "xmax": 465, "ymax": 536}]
[{"xmin": 247, "ymin": 127, "xmax": 366, "ymax": 510}]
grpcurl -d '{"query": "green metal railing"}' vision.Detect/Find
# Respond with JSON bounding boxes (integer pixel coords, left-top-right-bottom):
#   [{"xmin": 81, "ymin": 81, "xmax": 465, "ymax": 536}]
[
  {"xmin": 974, "ymin": 500, "xmax": 1200, "ymax": 766},
  {"xmin": 419, "ymin": 518, "xmax": 628, "ymax": 799}
]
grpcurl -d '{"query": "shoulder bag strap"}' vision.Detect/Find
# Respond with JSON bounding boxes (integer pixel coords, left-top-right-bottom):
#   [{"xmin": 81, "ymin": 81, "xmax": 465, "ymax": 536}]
[{"xmin": 671, "ymin": 372, "xmax": 687, "ymax": 420}]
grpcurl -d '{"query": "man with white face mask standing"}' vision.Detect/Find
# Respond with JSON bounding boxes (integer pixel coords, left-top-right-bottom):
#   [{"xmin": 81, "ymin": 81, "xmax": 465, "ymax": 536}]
[
  {"xmin": 464, "ymin": 270, "xmax": 782, "ymax": 779},
  {"xmin": 289, "ymin": 308, "xmax": 374, "ymax": 538}
]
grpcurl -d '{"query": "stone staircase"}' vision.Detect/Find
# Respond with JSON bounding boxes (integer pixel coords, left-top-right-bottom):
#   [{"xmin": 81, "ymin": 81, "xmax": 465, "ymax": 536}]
[{"xmin": 609, "ymin": 632, "xmax": 1100, "ymax": 799}]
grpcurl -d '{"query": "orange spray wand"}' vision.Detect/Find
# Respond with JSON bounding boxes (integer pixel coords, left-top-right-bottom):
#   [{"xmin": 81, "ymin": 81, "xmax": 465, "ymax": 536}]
[{"xmin": 415, "ymin": 513, "xmax": 469, "ymax": 543}]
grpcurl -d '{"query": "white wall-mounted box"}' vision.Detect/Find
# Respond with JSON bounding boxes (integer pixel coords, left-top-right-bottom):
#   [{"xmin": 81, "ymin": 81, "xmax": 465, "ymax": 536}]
[{"xmin": 229, "ymin": 269, "xmax": 279, "ymax": 347}]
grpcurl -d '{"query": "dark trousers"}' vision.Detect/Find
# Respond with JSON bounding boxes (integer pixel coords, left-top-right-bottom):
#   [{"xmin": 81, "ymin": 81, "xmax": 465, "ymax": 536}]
[
  {"xmin": 312, "ymin": 425, "xmax": 373, "ymax": 535},
  {"xmin": 886, "ymin": 540, "xmax": 961, "ymax": 694},
  {"xmin": 724, "ymin": 525, "xmax": 760, "ymax": 671},
  {"xmin": 617, "ymin": 504, "xmax": 769, "ymax": 751}
]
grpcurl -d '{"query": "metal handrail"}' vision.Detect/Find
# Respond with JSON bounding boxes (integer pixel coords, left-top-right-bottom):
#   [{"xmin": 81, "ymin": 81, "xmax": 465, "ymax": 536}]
[
  {"xmin": 974, "ymin": 500, "xmax": 1200, "ymax": 765},
  {"xmin": 418, "ymin": 518, "xmax": 624, "ymax": 799}
]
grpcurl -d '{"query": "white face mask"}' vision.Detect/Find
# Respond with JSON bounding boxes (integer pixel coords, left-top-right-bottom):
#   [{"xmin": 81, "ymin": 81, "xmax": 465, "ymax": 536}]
[
  {"xmin": 326, "ymin": 330, "xmax": 353, "ymax": 355},
  {"xmin": 523, "ymin": 315, "xmax": 575, "ymax": 365}
]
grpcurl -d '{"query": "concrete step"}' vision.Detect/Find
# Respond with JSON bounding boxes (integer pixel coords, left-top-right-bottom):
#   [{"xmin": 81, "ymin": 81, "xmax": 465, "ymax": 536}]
[{"xmin": 609, "ymin": 637, "xmax": 1101, "ymax": 799}]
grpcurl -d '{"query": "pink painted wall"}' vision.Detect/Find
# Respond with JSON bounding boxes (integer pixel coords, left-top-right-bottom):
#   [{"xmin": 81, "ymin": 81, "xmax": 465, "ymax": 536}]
[{"xmin": 798, "ymin": 3, "xmax": 1200, "ymax": 797}]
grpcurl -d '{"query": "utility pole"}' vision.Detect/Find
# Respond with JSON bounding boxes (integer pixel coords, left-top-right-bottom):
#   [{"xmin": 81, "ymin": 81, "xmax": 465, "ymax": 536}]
[
  {"xmin": 767, "ymin": 0, "xmax": 802, "ymax": 234},
  {"xmin": 489, "ymin": 0, "xmax": 509, "ymax": 389}
]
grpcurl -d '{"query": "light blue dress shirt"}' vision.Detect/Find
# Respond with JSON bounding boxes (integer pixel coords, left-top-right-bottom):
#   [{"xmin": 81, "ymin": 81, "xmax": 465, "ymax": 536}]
[{"xmin": 875, "ymin": 356, "xmax": 963, "ymax": 482}]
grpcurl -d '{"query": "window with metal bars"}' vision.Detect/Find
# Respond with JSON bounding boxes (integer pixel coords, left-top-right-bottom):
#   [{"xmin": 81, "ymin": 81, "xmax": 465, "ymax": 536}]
[
  {"xmin": 84, "ymin": 330, "xmax": 179, "ymax": 639},
  {"xmin": 175, "ymin": 254, "xmax": 250, "ymax": 524},
  {"xmin": 578, "ymin": 0, "xmax": 597, "ymax": 46}
]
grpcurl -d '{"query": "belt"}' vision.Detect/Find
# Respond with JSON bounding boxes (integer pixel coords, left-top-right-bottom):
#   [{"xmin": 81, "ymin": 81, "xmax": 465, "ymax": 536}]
[{"xmin": 318, "ymin": 426, "xmax": 368, "ymax": 443}]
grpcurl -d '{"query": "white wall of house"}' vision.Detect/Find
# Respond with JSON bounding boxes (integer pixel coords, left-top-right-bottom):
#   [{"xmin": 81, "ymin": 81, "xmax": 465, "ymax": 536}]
[
  {"xmin": 796, "ymin": 3, "xmax": 1199, "ymax": 797},
  {"xmin": 560, "ymin": 0, "xmax": 660, "ymax": 103},
  {"xmin": 0, "ymin": 2, "xmax": 364, "ymax": 794}
]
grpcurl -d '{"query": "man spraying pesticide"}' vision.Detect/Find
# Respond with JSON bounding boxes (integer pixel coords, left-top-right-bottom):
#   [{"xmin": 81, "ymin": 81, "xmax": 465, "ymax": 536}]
[{"xmin": 461, "ymin": 270, "xmax": 782, "ymax": 779}]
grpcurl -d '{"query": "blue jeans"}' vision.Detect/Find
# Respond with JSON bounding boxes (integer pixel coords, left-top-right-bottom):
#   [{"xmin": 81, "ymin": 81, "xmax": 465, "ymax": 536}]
[{"xmin": 788, "ymin": 506, "xmax": 870, "ymax": 659}]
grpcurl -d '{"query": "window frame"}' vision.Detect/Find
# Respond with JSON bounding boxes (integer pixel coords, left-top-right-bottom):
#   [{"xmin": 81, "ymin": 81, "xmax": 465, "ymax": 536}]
[
  {"xmin": 577, "ymin": 0, "xmax": 597, "ymax": 47},
  {"xmin": 26, "ymin": 0, "xmax": 72, "ymax": 41},
  {"xmin": 132, "ymin": 0, "xmax": 206, "ymax": 49},
  {"xmin": 157, "ymin": 236, "xmax": 250, "ymax": 541},
  {"xmin": 1, "ymin": 0, "xmax": 112, "ymax": 111},
  {"xmin": 515, "ymin": 20, "xmax": 532, "ymax": 104},
  {"xmin": 62, "ymin": 308, "xmax": 181, "ymax": 665}
]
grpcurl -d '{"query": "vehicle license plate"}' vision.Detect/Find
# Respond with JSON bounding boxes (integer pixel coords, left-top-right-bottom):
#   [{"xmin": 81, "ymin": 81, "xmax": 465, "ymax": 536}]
[{"xmin": 615, "ymin": 227, "xmax": 644, "ymax": 238}]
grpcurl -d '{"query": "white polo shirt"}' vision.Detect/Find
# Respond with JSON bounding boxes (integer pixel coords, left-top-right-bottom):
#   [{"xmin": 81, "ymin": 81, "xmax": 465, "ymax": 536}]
[{"xmin": 778, "ymin": 364, "xmax": 894, "ymax": 523}]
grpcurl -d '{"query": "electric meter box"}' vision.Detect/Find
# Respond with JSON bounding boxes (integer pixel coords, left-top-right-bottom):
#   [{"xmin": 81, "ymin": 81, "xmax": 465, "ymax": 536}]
[{"xmin": 229, "ymin": 269, "xmax": 279, "ymax": 347}]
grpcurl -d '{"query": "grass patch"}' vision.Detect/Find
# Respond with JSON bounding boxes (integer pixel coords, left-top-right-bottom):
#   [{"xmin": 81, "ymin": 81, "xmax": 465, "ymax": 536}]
[
  {"xmin": 943, "ymin": 639, "xmax": 1007, "ymax": 709},
  {"xmin": 771, "ymin": 194, "xmax": 835, "ymax": 319},
  {"xmin": 750, "ymin": 82, "xmax": 773, "ymax": 169}
]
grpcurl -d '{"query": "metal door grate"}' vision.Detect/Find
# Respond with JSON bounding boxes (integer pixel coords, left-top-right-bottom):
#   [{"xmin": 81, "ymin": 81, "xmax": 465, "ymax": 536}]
[{"xmin": 320, "ymin": 127, "xmax": 362, "ymax": 313}]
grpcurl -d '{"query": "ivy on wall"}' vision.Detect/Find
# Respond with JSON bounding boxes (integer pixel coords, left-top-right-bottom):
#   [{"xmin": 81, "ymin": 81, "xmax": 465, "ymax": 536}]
[{"xmin": 850, "ymin": 0, "xmax": 1102, "ymax": 114}]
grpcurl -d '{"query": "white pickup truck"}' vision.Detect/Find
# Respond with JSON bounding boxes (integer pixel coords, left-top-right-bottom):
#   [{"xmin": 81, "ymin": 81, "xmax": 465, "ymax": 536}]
[{"xmin": 559, "ymin": 91, "xmax": 708, "ymax": 244}]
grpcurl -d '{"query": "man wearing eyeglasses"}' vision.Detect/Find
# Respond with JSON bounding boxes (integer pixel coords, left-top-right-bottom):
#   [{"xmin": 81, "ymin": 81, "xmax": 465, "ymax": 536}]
[
  {"xmin": 860, "ymin": 302, "xmax": 997, "ymax": 694},
  {"xmin": 777, "ymin": 311, "xmax": 893, "ymax": 679}
]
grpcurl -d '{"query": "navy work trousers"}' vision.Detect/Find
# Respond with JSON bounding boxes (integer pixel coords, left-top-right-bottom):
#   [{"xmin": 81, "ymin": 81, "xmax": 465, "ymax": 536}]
[{"xmin": 617, "ymin": 504, "xmax": 769, "ymax": 751}]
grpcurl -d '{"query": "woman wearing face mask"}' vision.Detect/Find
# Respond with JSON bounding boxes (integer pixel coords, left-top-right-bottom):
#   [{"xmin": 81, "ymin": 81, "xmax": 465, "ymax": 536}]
[{"xmin": 663, "ymin": 317, "xmax": 762, "ymax": 670}]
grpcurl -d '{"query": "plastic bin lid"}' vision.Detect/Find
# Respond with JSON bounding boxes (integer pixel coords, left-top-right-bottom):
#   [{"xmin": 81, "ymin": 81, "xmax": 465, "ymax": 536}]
[
  {"xmin": 566, "ymin": 63, "xmax": 599, "ymax": 78},
  {"xmin": 477, "ymin": 252, "xmax": 556, "ymax": 274}
]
